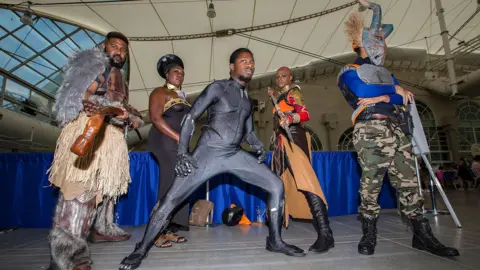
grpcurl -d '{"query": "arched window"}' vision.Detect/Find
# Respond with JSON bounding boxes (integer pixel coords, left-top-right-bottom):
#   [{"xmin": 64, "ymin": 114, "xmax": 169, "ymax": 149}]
[
  {"xmin": 416, "ymin": 100, "xmax": 451, "ymax": 164},
  {"xmin": 416, "ymin": 100, "xmax": 435, "ymax": 126},
  {"xmin": 0, "ymin": 7, "xmax": 129, "ymax": 125},
  {"xmin": 338, "ymin": 127, "xmax": 355, "ymax": 151},
  {"xmin": 456, "ymin": 101, "xmax": 480, "ymax": 158}
]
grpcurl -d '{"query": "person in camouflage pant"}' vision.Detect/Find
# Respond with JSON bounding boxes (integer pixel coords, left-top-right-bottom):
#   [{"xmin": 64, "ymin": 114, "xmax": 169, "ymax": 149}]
[
  {"xmin": 353, "ymin": 120, "xmax": 423, "ymax": 219},
  {"xmin": 337, "ymin": 0, "xmax": 459, "ymax": 258}
]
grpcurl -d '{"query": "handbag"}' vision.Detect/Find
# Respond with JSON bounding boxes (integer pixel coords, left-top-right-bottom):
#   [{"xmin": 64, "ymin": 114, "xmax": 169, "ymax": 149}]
[{"xmin": 189, "ymin": 200, "xmax": 214, "ymax": 227}]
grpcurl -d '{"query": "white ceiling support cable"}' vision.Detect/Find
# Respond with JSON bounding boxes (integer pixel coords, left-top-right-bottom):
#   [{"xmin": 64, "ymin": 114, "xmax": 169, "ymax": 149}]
[
  {"xmin": 265, "ymin": 0, "xmax": 297, "ymax": 73},
  {"xmin": 435, "ymin": 0, "xmax": 480, "ymax": 54},
  {"xmin": 235, "ymin": 32, "xmax": 433, "ymax": 93},
  {"xmin": 430, "ymin": 35, "xmax": 480, "ymax": 70}
]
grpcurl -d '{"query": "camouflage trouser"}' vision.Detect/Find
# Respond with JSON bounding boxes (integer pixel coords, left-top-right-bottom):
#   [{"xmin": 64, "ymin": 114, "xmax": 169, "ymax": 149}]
[{"xmin": 353, "ymin": 119, "xmax": 424, "ymax": 220}]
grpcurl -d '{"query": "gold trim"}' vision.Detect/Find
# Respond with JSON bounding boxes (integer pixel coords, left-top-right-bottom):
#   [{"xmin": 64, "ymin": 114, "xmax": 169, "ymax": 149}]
[
  {"xmin": 164, "ymin": 98, "xmax": 191, "ymax": 112},
  {"xmin": 166, "ymin": 83, "xmax": 179, "ymax": 91},
  {"xmin": 281, "ymin": 85, "xmax": 290, "ymax": 93}
]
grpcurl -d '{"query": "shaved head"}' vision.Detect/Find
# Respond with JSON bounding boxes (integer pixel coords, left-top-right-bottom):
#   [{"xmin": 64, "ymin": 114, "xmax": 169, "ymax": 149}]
[
  {"xmin": 277, "ymin": 66, "xmax": 292, "ymax": 75},
  {"xmin": 275, "ymin": 66, "xmax": 293, "ymax": 90}
]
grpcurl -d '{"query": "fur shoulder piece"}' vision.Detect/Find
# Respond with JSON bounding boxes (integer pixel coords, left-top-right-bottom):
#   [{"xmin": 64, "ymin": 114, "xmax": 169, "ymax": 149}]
[{"xmin": 53, "ymin": 48, "xmax": 109, "ymax": 128}]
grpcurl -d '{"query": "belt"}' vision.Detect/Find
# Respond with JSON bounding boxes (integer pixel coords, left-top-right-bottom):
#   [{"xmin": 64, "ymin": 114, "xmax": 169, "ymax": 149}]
[{"xmin": 352, "ymin": 105, "xmax": 396, "ymax": 125}]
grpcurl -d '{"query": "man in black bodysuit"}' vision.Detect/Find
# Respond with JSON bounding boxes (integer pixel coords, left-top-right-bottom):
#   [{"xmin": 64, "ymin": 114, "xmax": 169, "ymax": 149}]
[{"xmin": 119, "ymin": 48, "xmax": 306, "ymax": 270}]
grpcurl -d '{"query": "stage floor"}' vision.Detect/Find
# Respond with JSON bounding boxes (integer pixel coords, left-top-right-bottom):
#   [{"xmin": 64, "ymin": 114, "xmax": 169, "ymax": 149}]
[{"xmin": 1, "ymin": 191, "xmax": 479, "ymax": 270}]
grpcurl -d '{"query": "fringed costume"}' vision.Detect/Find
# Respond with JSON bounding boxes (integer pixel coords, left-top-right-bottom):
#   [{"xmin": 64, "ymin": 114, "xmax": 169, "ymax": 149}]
[{"xmin": 47, "ymin": 43, "xmax": 144, "ymax": 270}]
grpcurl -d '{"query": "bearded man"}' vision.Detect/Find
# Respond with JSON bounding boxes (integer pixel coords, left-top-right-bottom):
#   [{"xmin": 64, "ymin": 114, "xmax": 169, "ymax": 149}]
[{"xmin": 47, "ymin": 31, "xmax": 144, "ymax": 270}]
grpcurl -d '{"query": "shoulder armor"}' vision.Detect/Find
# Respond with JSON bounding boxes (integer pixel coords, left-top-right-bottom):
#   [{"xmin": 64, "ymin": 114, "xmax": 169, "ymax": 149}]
[
  {"xmin": 287, "ymin": 87, "xmax": 305, "ymax": 106},
  {"xmin": 337, "ymin": 64, "xmax": 359, "ymax": 84},
  {"xmin": 289, "ymin": 84, "xmax": 301, "ymax": 91},
  {"xmin": 356, "ymin": 64, "xmax": 394, "ymax": 85}
]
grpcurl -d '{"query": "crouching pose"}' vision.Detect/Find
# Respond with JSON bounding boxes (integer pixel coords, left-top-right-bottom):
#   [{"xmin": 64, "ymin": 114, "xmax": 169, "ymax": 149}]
[{"xmin": 119, "ymin": 48, "xmax": 306, "ymax": 270}]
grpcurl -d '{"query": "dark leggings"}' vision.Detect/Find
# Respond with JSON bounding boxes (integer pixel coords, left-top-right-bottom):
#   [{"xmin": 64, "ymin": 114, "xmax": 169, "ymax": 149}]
[
  {"xmin": 152, "ymin": 149, "xmax": 189, "ymax": 228},
  {"xmin": 137, "ymin": 146, "xmax": 285, "ymax": 253}
]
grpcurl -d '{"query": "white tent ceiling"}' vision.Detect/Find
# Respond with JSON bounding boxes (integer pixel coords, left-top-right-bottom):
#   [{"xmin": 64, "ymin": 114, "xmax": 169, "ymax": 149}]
[{"xmin": 2, "ymin": 0, "xmax": 480, "ymax": 112}]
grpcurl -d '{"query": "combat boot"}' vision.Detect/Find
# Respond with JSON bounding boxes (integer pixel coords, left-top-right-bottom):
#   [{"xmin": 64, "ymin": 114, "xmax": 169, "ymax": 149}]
[
  {"xmin": 411, "ymin": 216, "xmax": 459, "ymax": 257},
  {"xmin": 358, "ymin": 216, "xmax": 378, "ymax": 255}
]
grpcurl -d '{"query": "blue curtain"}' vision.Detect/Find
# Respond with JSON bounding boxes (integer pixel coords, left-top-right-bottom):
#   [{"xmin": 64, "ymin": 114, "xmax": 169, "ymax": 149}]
[
  {"xmin": 0, "ymin": 153, "xmax": 57, "ymax": 228},
  {"xmin": 0, "ymin": 152, "xmax": 397, "ymax": 228},
  {"xmin": 115, "ymin": 153, "xmax": 159, "ymax": 226}
]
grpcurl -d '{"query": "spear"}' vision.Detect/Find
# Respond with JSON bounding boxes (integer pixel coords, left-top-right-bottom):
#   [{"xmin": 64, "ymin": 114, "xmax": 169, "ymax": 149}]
[{"xmin": 268, "ymin": 89, "xmax": 295, "ymax": 149}]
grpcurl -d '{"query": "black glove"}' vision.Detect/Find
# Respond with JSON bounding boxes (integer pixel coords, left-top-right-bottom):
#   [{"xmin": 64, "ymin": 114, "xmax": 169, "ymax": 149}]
[
  {"xmin": 175, "ymin": 152, "xmax": 198, "ymax": 177},
  {"xmin": 256, "ymin": 147, "xmax": 266, "ymax": 164}
]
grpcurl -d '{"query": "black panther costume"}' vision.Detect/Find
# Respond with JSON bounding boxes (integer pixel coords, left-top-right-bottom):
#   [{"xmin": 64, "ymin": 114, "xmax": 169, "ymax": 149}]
[{"xmin": 119, "ymin": 78, "xmax": 306, "ymax": 270}]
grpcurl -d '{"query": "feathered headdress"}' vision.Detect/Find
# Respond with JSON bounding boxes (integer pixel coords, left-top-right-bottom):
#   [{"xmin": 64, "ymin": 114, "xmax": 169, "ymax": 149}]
[{"xmin": 344, "ymin": 12, "xmax": 364, "ymax": 50}]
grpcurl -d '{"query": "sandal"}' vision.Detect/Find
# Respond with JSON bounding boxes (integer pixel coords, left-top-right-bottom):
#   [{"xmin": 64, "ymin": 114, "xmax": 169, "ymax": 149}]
[
  {"xmin": 164, "ymin": 232, "xmax": 187, "ymax": 244},
  {"xmin": 154, "ymin": 234, "xmax": 173, "ymax": 248}
]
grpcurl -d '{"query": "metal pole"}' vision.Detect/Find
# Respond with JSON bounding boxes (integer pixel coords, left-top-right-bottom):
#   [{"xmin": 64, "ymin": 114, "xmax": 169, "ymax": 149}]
[
  {"xmin": 434, "ymin": 0, "xmax": 459, "ymax": 96},
  {"xmin": 205, "ymin": 180, "xmax": 210, "ymax": 225},
  {"xmin": 427, "ymin": 172, "xmax": 439, "ymax": 215},
  {"xmin": 414, "ymin": 157, "xmax": 423, "ymax": 197},
  {"xmin": 421, "ymin": 155, "xmax": 462, "ymax": 228},
  {"xmin": 0, "ymin": 75, "xmax": 6, "ymax": 106}
]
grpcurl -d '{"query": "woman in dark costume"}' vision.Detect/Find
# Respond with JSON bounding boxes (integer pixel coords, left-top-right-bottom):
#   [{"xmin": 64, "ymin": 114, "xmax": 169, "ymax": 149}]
[{"xmin": 147, "ymin": 54, "xmax": 190, "ymax": 248}]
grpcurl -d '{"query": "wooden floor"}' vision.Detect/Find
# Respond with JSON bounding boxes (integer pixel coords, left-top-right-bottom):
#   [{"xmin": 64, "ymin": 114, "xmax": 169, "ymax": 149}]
[{"xmin": 1, "ymin": 191, "xmax": 480, "ymax": 270}]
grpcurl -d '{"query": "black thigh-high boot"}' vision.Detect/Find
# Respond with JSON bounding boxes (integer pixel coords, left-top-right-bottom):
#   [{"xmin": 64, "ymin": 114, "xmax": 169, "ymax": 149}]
[
  {"xmin": 49, "ymin": 193, "xmax": 97, "ymax": 270},
  {"xmin": 303, "ymin": 192, "xmax": 334, "ymax": 253},
  {"xmin": 265, "ymin": 201, "xmax": 307, "ymax": 257}
]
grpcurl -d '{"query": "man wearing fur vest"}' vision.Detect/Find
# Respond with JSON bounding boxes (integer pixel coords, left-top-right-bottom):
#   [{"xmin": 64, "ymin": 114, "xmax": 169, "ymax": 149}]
[{"xmin": 47, "ymin": 31, "xmax": 143, "ymax": 270}]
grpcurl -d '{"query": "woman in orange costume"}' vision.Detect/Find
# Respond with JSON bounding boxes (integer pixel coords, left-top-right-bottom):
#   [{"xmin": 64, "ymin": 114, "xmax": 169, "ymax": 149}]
[{"xmin": 269, "ymin": 66, "xmax": 334, "ymax": 254}]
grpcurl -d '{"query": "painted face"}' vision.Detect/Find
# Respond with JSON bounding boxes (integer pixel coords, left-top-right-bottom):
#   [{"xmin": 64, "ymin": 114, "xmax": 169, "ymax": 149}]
[{"xmin": 362, "ymin": 28, "xmax": 386, "ymax": 66}]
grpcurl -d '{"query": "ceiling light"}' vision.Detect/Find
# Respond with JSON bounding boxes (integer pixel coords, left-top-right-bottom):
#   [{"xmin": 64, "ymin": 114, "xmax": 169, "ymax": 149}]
[
  {"xmin": 207, "ymin": 2, "xmax": 216, "ymax": 18},
  {"xmin": 20, "ymin": 9, "xmax": 33, "ymax": 26}
]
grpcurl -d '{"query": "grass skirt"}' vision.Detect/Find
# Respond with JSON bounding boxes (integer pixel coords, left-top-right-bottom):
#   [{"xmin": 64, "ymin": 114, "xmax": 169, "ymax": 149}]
[{"xmin": 47, "ymin": 113, "xmax": 130, "ymax": 203}]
